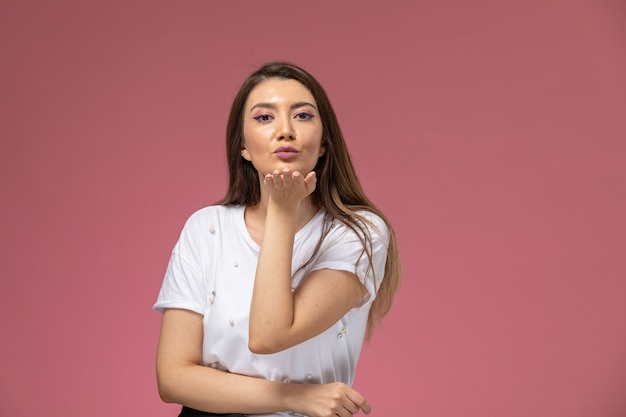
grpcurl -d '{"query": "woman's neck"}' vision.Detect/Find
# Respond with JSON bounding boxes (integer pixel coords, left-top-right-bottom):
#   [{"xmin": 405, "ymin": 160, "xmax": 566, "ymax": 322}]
[{"xmin": 244, "ymin": 195, "xmax": 319, "ymax": 246}]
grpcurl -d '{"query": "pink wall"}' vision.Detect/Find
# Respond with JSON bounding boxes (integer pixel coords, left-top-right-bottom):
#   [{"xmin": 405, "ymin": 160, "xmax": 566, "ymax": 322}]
[{"xmin": 1, "ymin": 1, "xmax": 625, "ymax": 416}]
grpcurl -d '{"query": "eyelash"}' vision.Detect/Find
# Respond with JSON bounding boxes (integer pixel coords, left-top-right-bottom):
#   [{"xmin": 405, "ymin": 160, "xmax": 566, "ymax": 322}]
[
  {"xmin": 252, "ymin": 112, "xmax": 314, "ymax": 122},
  {"xmin": 253, "ymin": 114, "xmax": 272, "ymax": 122}
]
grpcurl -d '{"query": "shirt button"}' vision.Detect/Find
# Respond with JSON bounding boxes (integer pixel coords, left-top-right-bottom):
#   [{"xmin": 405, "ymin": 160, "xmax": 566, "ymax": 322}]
[{"xmin": 337, "ymin": 327, "xmax": 346, "ymax": 339}]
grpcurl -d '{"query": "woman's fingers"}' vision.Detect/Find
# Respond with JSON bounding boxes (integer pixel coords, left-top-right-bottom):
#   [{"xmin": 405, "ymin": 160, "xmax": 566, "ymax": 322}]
[
  {"xmin": 296, "ymin": 382, "xmax": 370, "ymax": 417},
  {"xmin": 281, "ymin": 169, "xmax": 293, "ymax": 186},
  {"xmin": 346, "ymin": 388, "xmax": 371, "ymax": 414},
  {"xmin": 272, "ymin": 170, "xmax": 282, "ymax": 185},
  {"xmin": 264, "ymin": 170, "xmax": 316, "ymax": 201},
  {"xmin": 341, "ymin": 401, "xmax": 360, "ymax": 415},
  {"xmin": 304, "ymin": 171, "xmax": 316, "ymax": 191}
]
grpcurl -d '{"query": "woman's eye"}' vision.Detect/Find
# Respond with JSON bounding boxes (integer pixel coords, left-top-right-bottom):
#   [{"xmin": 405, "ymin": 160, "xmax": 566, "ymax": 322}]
[
  {"xmin": 253, "ymin": 114, "xmax": 272, "ymax": 122},
  {"xmin": 295, "ymin": 112, "xmax": 313, "ymax": 120}
]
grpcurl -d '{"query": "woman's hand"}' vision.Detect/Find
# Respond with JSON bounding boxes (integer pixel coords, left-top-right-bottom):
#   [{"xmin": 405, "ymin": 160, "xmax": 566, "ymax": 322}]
[
  {"xmin": 287, "ymin": 382, "xmax": 371, "ymax": 417},
  {"xmin": 263, "ymin": 168, "xmax": 316, "ymax": 209}
]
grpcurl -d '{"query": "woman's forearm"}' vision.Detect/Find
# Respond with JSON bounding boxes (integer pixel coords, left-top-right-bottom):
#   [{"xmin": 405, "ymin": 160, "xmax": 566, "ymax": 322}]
[
  {"xmin": 248, "ymin": 198, "xmax": 299, "ymax": 353},
  {"xmin": 158, "ymin": 363, "xmax": 370, "ymax": 417},
  {"xmin": 158, "ymin": 363, "xmax": 293, "ymax": 414}
]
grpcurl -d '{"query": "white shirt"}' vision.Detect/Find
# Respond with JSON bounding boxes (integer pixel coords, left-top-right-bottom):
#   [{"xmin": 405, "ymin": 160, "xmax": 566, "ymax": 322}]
[{"xmin": 154, "ymin": 205, "xmax": 389, "ymax": 416}]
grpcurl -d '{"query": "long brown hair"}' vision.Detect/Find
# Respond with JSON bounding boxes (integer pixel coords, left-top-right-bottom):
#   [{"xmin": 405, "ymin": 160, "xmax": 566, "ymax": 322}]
[{"xmin": 216, "ymin": 61, "xmax": 401, "ymax": 337}]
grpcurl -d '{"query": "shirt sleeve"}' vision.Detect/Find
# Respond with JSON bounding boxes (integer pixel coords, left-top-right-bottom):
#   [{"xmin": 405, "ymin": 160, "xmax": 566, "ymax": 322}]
[
  {"xmin": 312, "ymin": 212, "xmax": 389, "ymax": 305},
  {"xmin": 153, "ymin": 213, "xmax": 209, "ymax": 315}
]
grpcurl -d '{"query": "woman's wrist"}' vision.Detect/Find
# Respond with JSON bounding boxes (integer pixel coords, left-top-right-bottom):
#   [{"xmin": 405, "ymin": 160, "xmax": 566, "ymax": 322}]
[{"xmin": 278, "ymin": 383, "xmax": 307, "ymax": 416}]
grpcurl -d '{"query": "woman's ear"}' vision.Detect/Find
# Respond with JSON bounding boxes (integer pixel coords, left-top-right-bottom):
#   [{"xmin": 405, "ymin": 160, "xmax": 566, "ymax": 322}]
[
  {"xmin": 319, "ymin": 140, "xmax": 326, "ymax": 157},
  {"xmin": 241, "ymin": 146, "xmax": 251, "ymax": 161}
]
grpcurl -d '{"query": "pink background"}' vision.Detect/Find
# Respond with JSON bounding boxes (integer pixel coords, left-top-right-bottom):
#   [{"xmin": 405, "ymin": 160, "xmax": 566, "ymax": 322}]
[{"xmin": 1, "ymin": 1, "xmax": 625, "ymax": 416}]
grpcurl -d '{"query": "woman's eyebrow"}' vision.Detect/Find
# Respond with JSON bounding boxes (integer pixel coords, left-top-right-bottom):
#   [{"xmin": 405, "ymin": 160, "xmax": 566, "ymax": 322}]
[
  {"xmin": 249, "ymin": 101, "xmax": 318, "ymax": 112},
  {"xmin": 291, "ymin": 101, "xmax": 317, "ymax": 110}
]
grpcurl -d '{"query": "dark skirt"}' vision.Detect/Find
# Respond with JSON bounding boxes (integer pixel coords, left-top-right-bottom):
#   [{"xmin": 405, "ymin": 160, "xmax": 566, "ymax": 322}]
[{"xmin": 178, "ymin": 406, "xmax": 244, "ymax": 417}]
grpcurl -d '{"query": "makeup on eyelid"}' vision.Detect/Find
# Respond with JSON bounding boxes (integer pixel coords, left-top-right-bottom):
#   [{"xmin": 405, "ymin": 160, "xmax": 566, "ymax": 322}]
[
  {"xmin": 251, "ymin": 112, "xmax": 314, "ymax": 122},
  {"xmin": 252, "ymin": 114, "xmax": 271, "ymax": 122}
]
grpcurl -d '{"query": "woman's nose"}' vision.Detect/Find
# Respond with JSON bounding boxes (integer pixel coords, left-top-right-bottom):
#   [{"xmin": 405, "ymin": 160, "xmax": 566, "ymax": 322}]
[{"xmin": 277, "ymin": 118, "xmax": 295, "ymax": 140}]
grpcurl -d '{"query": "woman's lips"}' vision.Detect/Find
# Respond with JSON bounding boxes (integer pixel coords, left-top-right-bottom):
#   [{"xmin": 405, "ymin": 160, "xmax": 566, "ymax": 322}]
[{"xmin": 274, "ymin": 147, "xmax": 299, "ymax": 161}]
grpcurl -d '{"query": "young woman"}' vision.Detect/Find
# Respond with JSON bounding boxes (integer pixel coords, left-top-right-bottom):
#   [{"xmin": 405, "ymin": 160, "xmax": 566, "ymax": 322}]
[{"xmin": 154, "ymin": 62, "xmax": 401, "ymax": 417}]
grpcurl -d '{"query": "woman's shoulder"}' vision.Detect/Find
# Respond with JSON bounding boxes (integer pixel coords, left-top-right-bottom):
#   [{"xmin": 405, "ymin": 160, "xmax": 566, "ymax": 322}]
[
  {"xmin": 354, "ymin": 209, "xmax": 386, "ymax": 226},
  {"xmin": 355, "ymin": 209, "xmax": 388, "ymax": 230},
  {"xmin": 331, "ymin": 209, "xmax": 390, "ymax": 242},
  {"xmin": 182, "ymin": 204, "xmax": 243, "ymax": 230},
  {"xmin": 188, "ymin": 203, "xmax": 241, "ymax": 216}
]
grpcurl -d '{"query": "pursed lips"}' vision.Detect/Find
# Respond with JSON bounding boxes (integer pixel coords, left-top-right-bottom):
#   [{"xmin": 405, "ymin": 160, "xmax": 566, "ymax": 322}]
[{"xmin": 274, "ymin": 146, "xmax": 299, "ymax": 160}]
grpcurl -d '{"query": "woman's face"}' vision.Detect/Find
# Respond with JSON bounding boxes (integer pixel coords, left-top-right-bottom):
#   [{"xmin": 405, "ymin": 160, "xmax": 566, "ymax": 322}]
[{"xmin": 241, "ymin": 78, "xmax": 325, "ymax": 179}]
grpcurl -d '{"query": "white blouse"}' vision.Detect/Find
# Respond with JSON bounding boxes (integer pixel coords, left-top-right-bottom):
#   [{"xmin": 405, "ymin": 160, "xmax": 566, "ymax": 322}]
[{"xmin": 154, "ymin": 205, "xmax": 389, "ymax": 416}]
